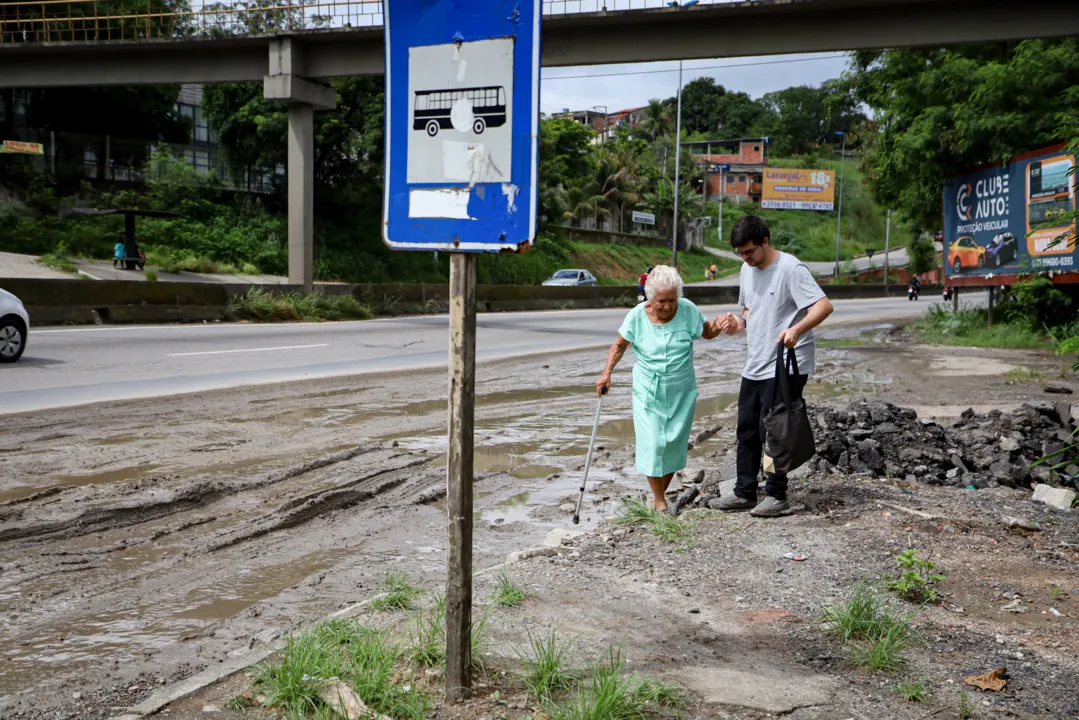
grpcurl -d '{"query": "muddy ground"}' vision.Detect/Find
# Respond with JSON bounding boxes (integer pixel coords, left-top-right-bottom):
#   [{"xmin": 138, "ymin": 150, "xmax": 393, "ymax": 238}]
[{"xmin": 1, "ymin": 322, "xmax": 1076, "ymax": 719}]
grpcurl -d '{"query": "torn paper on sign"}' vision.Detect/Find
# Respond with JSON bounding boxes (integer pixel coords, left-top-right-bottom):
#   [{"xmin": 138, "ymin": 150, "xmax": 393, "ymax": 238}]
[
  {"xmin": 409, "ymin": 188, "xmax": 473, "ymax": 219},
  {"xmin": 502, "ymin": 183, "xmax": 519, "ymax": 213},
  {"xmin": 443, "ymin": 141, "xmax": 500, "ymax": 186}
]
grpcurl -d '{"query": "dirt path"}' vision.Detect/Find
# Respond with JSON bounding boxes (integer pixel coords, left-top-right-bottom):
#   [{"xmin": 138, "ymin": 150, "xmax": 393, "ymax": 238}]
[{"xmin": 1, "ymin": 322, "xmax": 1076, "ymax": 719}]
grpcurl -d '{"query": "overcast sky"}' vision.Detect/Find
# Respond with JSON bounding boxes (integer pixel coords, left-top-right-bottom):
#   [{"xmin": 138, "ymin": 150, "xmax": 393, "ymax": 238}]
[{"xmin": 538, "ymin": 52, "xmax": 851, "ymax": 116}]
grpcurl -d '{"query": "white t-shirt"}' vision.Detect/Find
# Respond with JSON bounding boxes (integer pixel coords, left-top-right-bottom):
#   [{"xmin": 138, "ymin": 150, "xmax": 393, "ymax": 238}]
[{"xmin": 737, "ymin": 251, "xmax": 827, "ymax": 381}]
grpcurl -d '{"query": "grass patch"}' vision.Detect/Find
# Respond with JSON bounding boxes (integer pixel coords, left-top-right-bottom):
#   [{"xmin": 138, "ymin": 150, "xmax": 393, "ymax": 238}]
[
  {"xmin": 144, "ymin": 269, "xmax": 159, "ymax": 282},
  {"xmin": 519, "ymin": 629, "xmax": 575, "ymax": 702},
  {"xmin": 39, "ymin": 250, "xmax": 78, "ymax": 274},
  {"xmin": 491, "ymin": 571, "xmax": 533, "ymax": 608},
  {"xmin": 820, "ymin": 581, "xmax": 913, "ymax": 673},
  {"xmin": 914, "ymin": 307, "xmax": 1049, "ymax": 349},
  {"xmin": 254, "ymin": 618, "xmax": 429, "ymax": 718},
  {"xmin": 611, "ymin": 497, "xmax": 694, "ymax": 544},
  {"xmin": 1006, "ymin": 366, "xmax": 1043, "ymax": 383},
  {"xmin": 894, "ymin": 678, "xmax": 929, "ymax": 703},
  {"xmin": 405, "ymin": 593, "xmax": 489, "ymax": 672},
  {"xmin": 958, "ymin": 690, "xmax": 976, "ymax": 719},
  {"xmin": 229, "ymin": 287, "xmax": 374, "ymax": 323},
  {"xmin": 371, "ymin": 570, "xmax": 424, "ymax": 612},
  {"xmin": 565, "ymin": 241, "xmax": 729, "ymax": 285},
  {"xmin": 545, "ymin": 647, "xmax": 684, "ymax": 719}
]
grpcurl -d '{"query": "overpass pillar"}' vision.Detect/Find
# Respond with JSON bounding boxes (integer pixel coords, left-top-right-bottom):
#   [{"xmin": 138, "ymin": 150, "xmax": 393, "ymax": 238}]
[{"xmin": 263, "ymin": 38, "xmax": 337, "ymax": 293}]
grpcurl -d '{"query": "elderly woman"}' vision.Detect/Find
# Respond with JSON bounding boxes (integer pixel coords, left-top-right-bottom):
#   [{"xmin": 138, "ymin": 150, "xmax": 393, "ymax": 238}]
[{"xmin": 596, "ymin": 265, "xmax": 726, "ymax": 512}]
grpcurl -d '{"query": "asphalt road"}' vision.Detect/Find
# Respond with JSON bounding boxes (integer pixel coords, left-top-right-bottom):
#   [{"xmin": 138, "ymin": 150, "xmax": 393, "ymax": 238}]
[{"xmin": 2, "ymin": 297, "xmax": 957, "ymax": 414}]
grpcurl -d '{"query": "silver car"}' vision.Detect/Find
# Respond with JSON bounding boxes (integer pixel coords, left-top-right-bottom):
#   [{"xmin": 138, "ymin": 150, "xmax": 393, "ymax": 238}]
[
  {"xmin": 541, "ymin": 269, "xmax": 598, "ymax": 287},
  {"xmin": 0, "ymin": 287, "xmax": 30, "ymax": 363}
]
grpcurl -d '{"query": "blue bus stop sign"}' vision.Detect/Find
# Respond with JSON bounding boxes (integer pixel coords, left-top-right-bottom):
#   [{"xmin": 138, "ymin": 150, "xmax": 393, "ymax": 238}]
[{"xmin": 383, "ymin": 0, "xmax": 541, "ymax": 253}]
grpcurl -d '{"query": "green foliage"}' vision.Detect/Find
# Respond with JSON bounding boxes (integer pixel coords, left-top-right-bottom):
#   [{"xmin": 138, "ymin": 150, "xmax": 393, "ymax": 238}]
[
  {"xmin": 841, "ymin": 39, "xmax": 1079, "ymax": 231},
  {"xmin": 254, "ymin": 619, "xmax": 429, "ymax": 719},
  {"xmin": 958, "ymin": 691, "xmax": 976, "ymax": 719},
  {"xmin": 520, "ymin": 629, "xmax": 575, "ymax": 702},
  {"xmin": 144, "ymin": 269, "xmax": 159, "ymax": 282},
  {"xmin": 612, "ymin": 497, "xmax": 693, "ymax": 544},
  {"xmin": 894, "ymin": 678, "xmax": 929, "ymax": 704},
  {"xmin": 38, "ymin": 241, "xmax": 78, "ymax": 274},
  {"xmin": 1002, "ymin": 277, "xmax": 1076, "ymax": 330},
  {"xmin": 915, "ymin": 307, "xmax": 1049, "ymax": 349},
  {"xmin": 544, "ymin": 646, "xmax": 683, "ymax": 720},
  {"xmin": 228, "ymin": 288, "xmax": 373, "ymax": 323},
  {"xmin": 886, "ymin": 549, "xmax": 946, "ymax": 604},
  {"xmin": 759, "ymin": 85, "xmax": 865, "ymax": 157},
  {"xmin": 370, "ymin": 570, "xmax": 423, "ymax": 612},
  {"xmin": 491, "ymin": 571, "xmax": 533, "ymax": 608},
  {"xmin": 907, "ymin": 235, "xmax": 937, "ymax": 275},
  {"xmin": 821, "ymin": 581, "xmax": 913, "ymax": 673}
]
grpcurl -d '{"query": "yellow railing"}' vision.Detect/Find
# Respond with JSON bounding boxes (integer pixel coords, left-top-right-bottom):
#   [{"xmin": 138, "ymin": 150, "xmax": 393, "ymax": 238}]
[{"xmin": 0, "ymin": 0, "xmax": 734, "ymax": 44}]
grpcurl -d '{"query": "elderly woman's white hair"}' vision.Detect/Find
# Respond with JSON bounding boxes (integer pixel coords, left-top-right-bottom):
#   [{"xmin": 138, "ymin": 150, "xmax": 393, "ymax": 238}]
[{"xmin": 644, "ymin": 265, "xmax": 683, "ymax": 301}]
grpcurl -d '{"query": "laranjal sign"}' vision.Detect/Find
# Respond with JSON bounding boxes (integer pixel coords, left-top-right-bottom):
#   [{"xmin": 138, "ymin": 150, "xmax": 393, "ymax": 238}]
[
  {"xmin": 0, "ymin": 140, "xmax": 44, "ymax": 155},
  {"xmin": 943, "ymin": 143, "xmax": 1077, "ymax": 278},
  {"xmin": 761, "ymin": 168, "xmax": 835, "ymax": 210}
]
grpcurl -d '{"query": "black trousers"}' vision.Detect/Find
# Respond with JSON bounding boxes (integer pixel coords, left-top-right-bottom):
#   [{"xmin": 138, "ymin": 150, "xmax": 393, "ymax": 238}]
[{"xmin": 735, "ymin": 373, "xmax": 808, "ymax": 501}]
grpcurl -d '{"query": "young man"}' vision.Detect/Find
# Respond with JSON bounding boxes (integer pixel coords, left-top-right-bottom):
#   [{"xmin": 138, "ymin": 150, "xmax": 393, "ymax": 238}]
[{"xmin": 715, "ymin": 215, "xmax": 834, "ymax": 517}]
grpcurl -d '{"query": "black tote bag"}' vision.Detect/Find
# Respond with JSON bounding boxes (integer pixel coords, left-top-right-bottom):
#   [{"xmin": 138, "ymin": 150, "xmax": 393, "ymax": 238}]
[{"xmin": 763, "ymin": 341, "xmax": 816, "ymax": 474}]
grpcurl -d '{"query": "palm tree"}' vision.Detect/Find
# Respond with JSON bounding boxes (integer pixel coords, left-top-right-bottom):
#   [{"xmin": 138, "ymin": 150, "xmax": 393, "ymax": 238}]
[{"xmin": 641, "ymin": 98, "xmax": 673, "ymax": 141}]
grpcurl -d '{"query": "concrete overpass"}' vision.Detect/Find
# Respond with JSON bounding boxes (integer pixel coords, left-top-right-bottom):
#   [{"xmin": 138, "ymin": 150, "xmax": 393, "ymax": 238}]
[{"xmin": 2, "ymin": 0, "xmax": 1077, "ymax": 290}]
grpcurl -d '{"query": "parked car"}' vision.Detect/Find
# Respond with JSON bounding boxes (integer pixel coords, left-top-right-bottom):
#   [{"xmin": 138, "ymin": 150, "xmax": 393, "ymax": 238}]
[
  {"xmin": 0, "ymin": 287, "xmax": 29, "ymax": 364},
  {"xmin": 541, "ymin": 269, "xmax": 598, "ymax": 287},
  {"xmin": 986, "ymin": 231, "xmax": 1019, "ymax": 268},
  {"xmin": 949, "ymin": 236, "xmax": 985, "ymax": 274}
]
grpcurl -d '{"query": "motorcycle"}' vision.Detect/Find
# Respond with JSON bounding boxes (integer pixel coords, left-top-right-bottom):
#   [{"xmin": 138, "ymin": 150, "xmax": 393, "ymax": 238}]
[
  {"xmin": 907, "ymin": 284, "xmax": 919, "ymax": 301},
  {"xmin": 942, "ymin": 287, "xmax": 954, "ymax": 302}
]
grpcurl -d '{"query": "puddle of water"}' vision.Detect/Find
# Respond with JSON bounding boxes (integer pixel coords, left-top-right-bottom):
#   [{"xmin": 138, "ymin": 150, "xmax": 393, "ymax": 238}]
[
  {"xmin": 0, "ymin": 464, "xmax": 164, "ymax": 504},
  {"xmin": 0, "ymin": 547, "xmax": 358, "ymax": 696},
  {"xmin": 93, "ymin": 434, "xmax": 168, "ymax": 446}
]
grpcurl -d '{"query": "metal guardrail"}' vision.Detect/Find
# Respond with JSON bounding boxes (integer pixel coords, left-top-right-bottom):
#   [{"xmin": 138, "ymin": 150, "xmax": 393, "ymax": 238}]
[{"xmin": 0, "ymin": 0, "xmax": 740, "ymax": 44}]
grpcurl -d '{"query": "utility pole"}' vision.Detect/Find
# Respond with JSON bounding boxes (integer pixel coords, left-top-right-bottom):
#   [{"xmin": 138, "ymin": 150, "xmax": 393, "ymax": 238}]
[
  {"xmin": 883, "ymin": 209, "xmax": 891, "ymax": 292},
  {"xmin": 671, "ymin": 60, "xmax": 683, "ymax": 269},
  {"xmin": 832, "ymin": 131, "xmax": 847, "ymax": 279}
]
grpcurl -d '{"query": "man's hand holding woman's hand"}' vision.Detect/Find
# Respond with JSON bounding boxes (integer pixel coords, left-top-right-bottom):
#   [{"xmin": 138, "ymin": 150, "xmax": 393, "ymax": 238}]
[{"xmin": 722, "ymin": 312, "xmax": 745, "ymax": 335}]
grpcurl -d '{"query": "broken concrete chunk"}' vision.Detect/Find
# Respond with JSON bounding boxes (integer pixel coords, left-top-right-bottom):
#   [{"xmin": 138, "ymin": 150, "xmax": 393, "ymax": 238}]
[{"xmin": 1032, "ymin": 484, "xmax": 1076, "ymax": 512}]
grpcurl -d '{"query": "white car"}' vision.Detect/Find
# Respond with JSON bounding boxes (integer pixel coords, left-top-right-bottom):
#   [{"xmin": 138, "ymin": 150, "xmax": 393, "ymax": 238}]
[
  {"xmin": 541, "ymin": 269, "xmax": 598, "ymax": 287},
  {"xmin": 0, "ymin": 287, "xmax": 29, "ymax": 363}
]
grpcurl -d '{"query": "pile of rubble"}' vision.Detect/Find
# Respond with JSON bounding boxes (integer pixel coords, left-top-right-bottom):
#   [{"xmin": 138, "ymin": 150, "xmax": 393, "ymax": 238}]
[{"xmin": 806, "ymin": 399, "xmax": 1076, "ymax": 489}]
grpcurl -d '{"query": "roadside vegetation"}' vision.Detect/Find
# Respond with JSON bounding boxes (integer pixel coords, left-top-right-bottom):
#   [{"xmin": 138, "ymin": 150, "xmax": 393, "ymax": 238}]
[
  {"xmin": 820, "ymin": 581, "xmax": 914, "ymax": 674},
  {"xmin": 612, "ymin": 497, "xmax": 695, "ymax": 544},
  {"xmin": 228, "ymin": 287, "xmax": 374, "ymax": 323},
  {"xmin": 245, "ymin": 602, "xmax": 683, "ymax": 718}
]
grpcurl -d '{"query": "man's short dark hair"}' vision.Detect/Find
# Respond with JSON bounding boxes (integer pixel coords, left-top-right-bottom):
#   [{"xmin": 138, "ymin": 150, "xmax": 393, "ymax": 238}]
[{"xmin": 729, "ymin": 215, "xmax": 770, "ymax": 249}]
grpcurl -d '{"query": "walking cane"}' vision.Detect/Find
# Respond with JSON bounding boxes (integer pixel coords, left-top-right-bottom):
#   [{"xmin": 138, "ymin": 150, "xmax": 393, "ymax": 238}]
[{"xmin": 572, "ymin": 386, "xmax": 607, "ymax": 525}]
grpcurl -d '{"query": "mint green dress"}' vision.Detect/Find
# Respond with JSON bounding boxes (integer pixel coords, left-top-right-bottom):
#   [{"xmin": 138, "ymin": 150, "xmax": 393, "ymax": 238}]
[{"xmin": 618, "ymin": 297, "xmax": 707, "ymax": 477}]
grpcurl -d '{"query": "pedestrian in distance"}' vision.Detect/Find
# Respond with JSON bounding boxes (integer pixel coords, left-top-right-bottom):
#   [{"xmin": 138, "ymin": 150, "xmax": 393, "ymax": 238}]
[
  {"xmin": 596, "ymin": 265, "xmax": 728, "ymax": 513},
  {"xmin": 715, "ymin": 215, "xmax": 833, "ymax": 517}
]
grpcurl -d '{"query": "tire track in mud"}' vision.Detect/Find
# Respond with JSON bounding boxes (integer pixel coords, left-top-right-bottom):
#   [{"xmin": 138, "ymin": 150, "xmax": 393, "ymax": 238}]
[
  {"xmin": 206, "ymin": 456, "xmax": 434, "ymax": 552},
  {"xmin": 0, "ymin": 445, "xmax": 377, "ymax": 545}
]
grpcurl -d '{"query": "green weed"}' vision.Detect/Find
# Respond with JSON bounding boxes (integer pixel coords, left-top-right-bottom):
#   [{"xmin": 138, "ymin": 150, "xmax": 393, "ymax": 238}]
[
  {"xmin": 959, "ymin": 690, "xmax": 976, "ymax": 719},
  {"xmin": 545, "ymin": 646, "xmax": 683, "ymax": 719},
  {"xmin": 1006, "ymin": 366, "xmax": 1043, "ymax": 383},
  {"xmin": 491, "ymin": 571, "xmax": 533, "ymax": 608},
  {"xmin": 229, "ymin": 287, "xmax": 374, "ymax": 323},
  {"xmin": 612, "ymin": 497, "xmax": 693, "ymax": 544},
  {"xmin": 821, "ymin": 581, "xmax": 913, "ymax": 673},
  {"xmin": 893, "ymin": 678, "xmax": 928, "ymax": 703},
  {"xmin": 254, "ymin": 625, "xmax": 345, "ymax": 715},
  {"xmin": 519, "ymin": 629, "xmax": 575, "ymax": 701},
  {"xmin": 886, "ymin": 549, "xmax": 946, "ymax": 604},
  {"xmin": 39, "ymin": 249, "xmax": 78, "ymax": 274},
  {"xmin": 1050, "ymin": 586, "xmax": 1066, "ymax": 599},
  {"xmin": 371, "ymin": 570, "xmax": 423, "ymax": 612},
  {"xmin": 144, "ymin": 269, "xmax": 158, "ymax": 282}
]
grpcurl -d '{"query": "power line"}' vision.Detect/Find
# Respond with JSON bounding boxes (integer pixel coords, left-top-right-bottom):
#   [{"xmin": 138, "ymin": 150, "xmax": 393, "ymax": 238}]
[{"xmin": 541, "ymin": 53, "xmax": 848, "ymax": 82}]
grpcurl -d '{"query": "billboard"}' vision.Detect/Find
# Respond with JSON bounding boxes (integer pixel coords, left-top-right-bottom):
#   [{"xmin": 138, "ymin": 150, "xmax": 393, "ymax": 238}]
[
  {"xmin": 761, "ymin": 168, "xmax": 835, "ymax": 210},
  {"xmin": 0, "ymin": 140, "xmax": 44, "ymax": 155},
  {"xmin": 943, "ymin": 144, "xmax": 1077, "ymax": 279}
]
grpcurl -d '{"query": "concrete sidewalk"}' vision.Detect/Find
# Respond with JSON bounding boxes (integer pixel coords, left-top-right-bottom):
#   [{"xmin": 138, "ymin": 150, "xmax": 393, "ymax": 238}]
[{"xmin": 0, "ymin": 251, "xmax": 74, "ymax": 280}]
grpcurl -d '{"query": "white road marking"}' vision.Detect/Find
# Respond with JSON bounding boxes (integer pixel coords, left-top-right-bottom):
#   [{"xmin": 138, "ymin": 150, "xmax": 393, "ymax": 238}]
[{"xmin": 168, "ymin": 343, "xmax": 329, "ymax": 357}]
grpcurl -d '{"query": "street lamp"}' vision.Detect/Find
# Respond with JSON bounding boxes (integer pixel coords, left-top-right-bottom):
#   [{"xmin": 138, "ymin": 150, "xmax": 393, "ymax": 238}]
[
  {"xmin": 716, "ymin": 163, "xmax": 730, "ymax": 244},
  {"xmin": 672, "ymin": 60, "xmax": 684, "ymax": 269},
  {"xmin": 832, "ymin": 131, "xmax": 847, "ymax": 279}
]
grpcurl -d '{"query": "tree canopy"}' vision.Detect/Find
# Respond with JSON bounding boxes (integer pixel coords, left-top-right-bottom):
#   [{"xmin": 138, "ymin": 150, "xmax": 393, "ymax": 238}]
[{"xmin": 840, "ymin": 39, "xmax": 1079, "ymax": 231}]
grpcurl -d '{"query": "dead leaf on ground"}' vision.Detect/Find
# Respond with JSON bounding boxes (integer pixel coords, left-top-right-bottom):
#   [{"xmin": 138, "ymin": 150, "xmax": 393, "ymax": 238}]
[{"xmin": 964, "ymin": 667, "xmax": 1007, "ymax": 692}]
